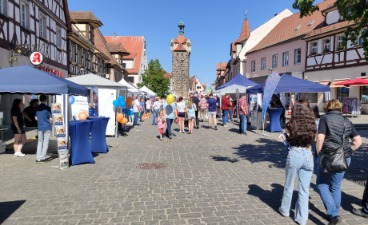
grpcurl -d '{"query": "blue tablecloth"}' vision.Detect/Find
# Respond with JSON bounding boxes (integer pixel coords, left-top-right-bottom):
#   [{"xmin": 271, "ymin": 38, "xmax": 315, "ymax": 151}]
[
  {"xmin": 68, "ymin": 120, "xmax": 95, "ymax": 165},
  {"xmin": 267, "ymin": 108, "xmax": 283, "ymax": 132},
  {"xmin": 88, "ymin": 117, "xmax": 109, "ymax": 153}
]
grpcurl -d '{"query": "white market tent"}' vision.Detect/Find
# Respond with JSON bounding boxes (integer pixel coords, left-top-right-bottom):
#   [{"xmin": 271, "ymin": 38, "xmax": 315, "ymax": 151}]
[
  {"xmin": 139, "ymin": 86, "xmax": 156, "ymax": 96},
  {"xmin": 66, "ymin": 74, "xmax": 129, "ymax": 137},
  {"xmin": 66, "ymin": 74, "xmax": 129, "ymax": 89},
  {"xmin": 118, "ymin": 78, "xmax": 140, "ymax": 94}
]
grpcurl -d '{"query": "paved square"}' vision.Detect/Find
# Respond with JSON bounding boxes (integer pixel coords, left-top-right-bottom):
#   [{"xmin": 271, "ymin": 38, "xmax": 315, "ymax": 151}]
[{"xmin": 0, "ymin": 119, "xmax": 367, "ymax": 225}]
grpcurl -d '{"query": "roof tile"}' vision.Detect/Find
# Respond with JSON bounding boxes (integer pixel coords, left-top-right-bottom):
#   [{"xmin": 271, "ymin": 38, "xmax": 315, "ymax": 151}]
[
  {"xmin": 249, "ymin": 0, "xmax": 336, "ymax": 52},
  {"xmin": 94, "ymin": 29, "xmax": 120, "ymax": 66},
  {"xmin": 105, "ymin": 36, "xmax": 145, "ymax": 74}
]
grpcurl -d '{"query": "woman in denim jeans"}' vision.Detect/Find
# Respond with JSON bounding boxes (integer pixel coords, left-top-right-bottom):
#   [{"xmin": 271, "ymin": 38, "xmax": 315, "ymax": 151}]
[
  {"xmin": 279, "ymin": 100, "xmax": 316, "ymax": 225},
  {"xmin": 316, "ymin": 99, "xmax": 362, "ymax": 225}
]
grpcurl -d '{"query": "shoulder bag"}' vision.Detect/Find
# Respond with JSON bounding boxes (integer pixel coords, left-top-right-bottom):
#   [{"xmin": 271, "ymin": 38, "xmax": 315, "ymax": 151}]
[{"xmin": 320, "ymin": 119, "xmax": 348, "ymax": 173}]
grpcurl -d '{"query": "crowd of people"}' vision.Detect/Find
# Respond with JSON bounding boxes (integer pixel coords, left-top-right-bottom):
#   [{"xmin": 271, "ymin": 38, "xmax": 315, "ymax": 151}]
[{"xmin": 129, "ymin": 92, "xmax": 248, "ymax": 139}]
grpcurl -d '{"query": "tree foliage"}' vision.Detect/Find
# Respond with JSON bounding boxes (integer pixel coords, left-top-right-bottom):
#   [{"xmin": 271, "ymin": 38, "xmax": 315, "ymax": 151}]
[
  {"xmin": 293, "ymin": 0, "xmax": 368, "ymax": 58},
  {"xmin": 137, "ymin": 59, "xmax": 170, "ymax": 97}
]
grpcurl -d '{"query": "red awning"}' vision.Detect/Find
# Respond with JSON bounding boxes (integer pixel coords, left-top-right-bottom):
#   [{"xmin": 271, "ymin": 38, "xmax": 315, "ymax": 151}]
[{"xmin": 335, "ymin": 78, "xmax": 368, "ymax": 86}]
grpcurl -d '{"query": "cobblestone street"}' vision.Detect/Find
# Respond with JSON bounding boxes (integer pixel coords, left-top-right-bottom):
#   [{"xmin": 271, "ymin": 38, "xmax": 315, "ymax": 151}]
[{"xmin": 1, "ymin": 119, "xmax": 368, "ymax": 225}]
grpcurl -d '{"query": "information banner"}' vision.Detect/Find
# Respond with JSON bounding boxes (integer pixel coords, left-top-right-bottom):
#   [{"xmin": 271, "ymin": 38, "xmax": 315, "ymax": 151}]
[
  {"xmin": 262, "ymin": 72, "xmax": 281, "ymax": 122},
  {"xmin": 71, "ymin": 96, "xmax": 89, "ymax": 120},
  {"xmin": 98, "ymin": 88, "xmax": 116, "ymax": 136}
]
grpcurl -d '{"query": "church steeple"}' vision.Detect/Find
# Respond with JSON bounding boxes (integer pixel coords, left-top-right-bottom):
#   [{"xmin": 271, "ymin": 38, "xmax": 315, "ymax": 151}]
[{"xmin": 178, "ymin": 19, "xmax": 185, "ymax": 35}]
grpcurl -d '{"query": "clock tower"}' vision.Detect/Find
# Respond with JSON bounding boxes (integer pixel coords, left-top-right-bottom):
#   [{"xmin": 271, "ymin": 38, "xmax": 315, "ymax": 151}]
[{"xmin": 170, "ymin": 20, "xmax": 191, "ymax": 98}]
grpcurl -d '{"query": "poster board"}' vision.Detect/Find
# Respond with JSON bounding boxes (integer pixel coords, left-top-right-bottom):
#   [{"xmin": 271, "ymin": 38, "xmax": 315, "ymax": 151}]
[
  {"xmin": 52, "ymin": 103, "xmax": 69, "ymax": 169},
  {"xmin": 71, "ymin": 96, "xmax": 89, "ymax": 120},
  {"xmin": 98, "ymin": 88, "xmax": 116, "ymax": 136}
]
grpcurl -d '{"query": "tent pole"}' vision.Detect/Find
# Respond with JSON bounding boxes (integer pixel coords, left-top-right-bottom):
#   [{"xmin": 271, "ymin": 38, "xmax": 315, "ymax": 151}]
[
  {"xmin": 114, "ymin": 89, "xmax": 118, "ymax": 139},
  {"xmin": 63, "ymin": 94, "xmax": 69, "ymax": 148}
]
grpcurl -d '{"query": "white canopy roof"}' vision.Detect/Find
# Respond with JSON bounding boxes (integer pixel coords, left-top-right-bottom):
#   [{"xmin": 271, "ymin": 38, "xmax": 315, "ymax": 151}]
[
  {"xmin": 118, "ymin": 78, "xmax": 140, "ymax": 93},
  {"xmin": 139, "ymin": 86, "xmax": 156, "ymax": 96},
  {"xmin": 66, "ymin": 74, "xmax": 127, "ymax": 89},
  {"xmin": 214, "ymin": 84, "xmax": 249, "ymax": 95}
]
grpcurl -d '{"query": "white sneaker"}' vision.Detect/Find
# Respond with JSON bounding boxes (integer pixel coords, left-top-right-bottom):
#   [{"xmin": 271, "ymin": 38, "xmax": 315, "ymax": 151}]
[{"xmin": 14, "ymin": 152, "xmax": 25, "ymax": 157}]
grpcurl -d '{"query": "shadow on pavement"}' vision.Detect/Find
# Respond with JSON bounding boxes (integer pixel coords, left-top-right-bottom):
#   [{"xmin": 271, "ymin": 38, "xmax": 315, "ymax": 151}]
[
  {"xmin": 233, "ymin": 138, "xmax": 288, "ymax": 169},
  {"xmin": 211, "ymin": 155, "xmax": 239, "ymax": 163},
  {"xmin": 233, "ymin": 137, "xmax": 368, "ymax": 186},
  {"xmin": 248, "ymin": 184, "xmax": 325, "ymax": 225},
  {"xmin": 345, "ymin": 149, "xmax": 368, "ymax": 186},
  {"xmin": 0, "ymin": 200, "xmax": 26, "ymax": 224},
  {"xmin": 247, "ymin": 183, "xmax": 283, "ymax": 212}
]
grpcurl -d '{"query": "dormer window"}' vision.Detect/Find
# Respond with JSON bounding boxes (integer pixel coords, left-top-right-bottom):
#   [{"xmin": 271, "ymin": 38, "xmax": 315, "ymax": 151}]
[
  {"xmin": 295, "ymin": 25, "xmax": 301, "ymax": 31},
  {"xmin": 89, "ymin": 25, "xmax": 94, "ymax": 43},
  {"xmin": 323, "ymin": 39, "xmax": 331, "ymax": 52},
  {"xmin": 308, "ymin": 19, "xmax": 315, "ymax": 26}
]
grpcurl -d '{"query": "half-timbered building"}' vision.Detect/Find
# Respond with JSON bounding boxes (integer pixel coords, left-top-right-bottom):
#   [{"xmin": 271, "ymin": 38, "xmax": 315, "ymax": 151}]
[
  {"xmin": 0, "ymin": 0, "xmax": 69, "ymax": 125},
  {"xmin": 304, "ymin": 5, "xmax": 368, "ymax": 113},
  {"xmin": 0, "ymin": 0, "xmax": 68, "ymax": 76},
  {"xmin": 68, "ymin": 11, "xmax": 108, "ymax": 77}
]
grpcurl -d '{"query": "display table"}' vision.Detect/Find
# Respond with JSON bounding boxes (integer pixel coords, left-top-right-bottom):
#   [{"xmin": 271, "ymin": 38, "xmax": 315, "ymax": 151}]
[
  {"xmin": 88, "ymin": 117, "xmax": 109, "ymax": 153},
  {"xmin": 68, "ymin": 120, "xmax": 95, "ymax": 165},
  {"xmin": 267, "ymin": 108, "xmax": 283, "ymax": 132}
]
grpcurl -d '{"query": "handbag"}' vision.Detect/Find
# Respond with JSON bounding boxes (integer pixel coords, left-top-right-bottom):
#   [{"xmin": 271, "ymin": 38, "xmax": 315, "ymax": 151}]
[{"xmin": 320, "ymin": 119, "xmax": 348, "ymax": 173}]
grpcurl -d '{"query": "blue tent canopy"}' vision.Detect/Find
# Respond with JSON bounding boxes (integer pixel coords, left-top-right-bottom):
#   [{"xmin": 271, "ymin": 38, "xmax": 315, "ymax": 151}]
[
  {"xmin": 0, "ymin": 66, "xmax": 89, "ymax": 95},
  {"xmin": 247, "ymin": 74, "xmax": 330, "ymax": 94},
  {"xmin": 215, "ymin": 74, "xmax": 258, "ymax": 94},
  {"xmin": 216, "ymin": 73, "xmax": 258, "ymax": 90}
]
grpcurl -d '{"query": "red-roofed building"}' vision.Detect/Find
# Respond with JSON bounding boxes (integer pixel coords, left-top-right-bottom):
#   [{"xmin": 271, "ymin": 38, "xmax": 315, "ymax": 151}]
[
  {"xmin": 229, "ymin": 17, "xmax": 250, "ymax": 79},
  {"xmin": 215, "ymin": 62, "xmax": 229, "ymax": 88},
  {"xmin": 245, "ymin": 0, "xmax": 336, "ymax": 83},
  {"xmin": 303, "ymin": 4, "xmax": 368, "ymax": 113},
  {"xmin": 190, "ymin": 76, "xmax": 205, "ymax": 93},
  {"xmin": 105, "ymin": 36, "xmax": 148, "ymax": 85},
  {"xmin": 218, "ymin": 9, "xmax": 292, "ymax": 88}
]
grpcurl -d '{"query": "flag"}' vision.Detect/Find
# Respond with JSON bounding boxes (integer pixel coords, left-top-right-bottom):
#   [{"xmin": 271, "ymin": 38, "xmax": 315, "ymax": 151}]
[{"xmin": 262, "ymin": 72, "xmax": 281, "ymax": 122}]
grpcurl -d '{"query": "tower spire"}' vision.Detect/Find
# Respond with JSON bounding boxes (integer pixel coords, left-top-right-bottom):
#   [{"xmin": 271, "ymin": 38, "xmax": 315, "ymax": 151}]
[{"xmin": 178, "ymin": 19, "xmax": 185, "ymax": 35}]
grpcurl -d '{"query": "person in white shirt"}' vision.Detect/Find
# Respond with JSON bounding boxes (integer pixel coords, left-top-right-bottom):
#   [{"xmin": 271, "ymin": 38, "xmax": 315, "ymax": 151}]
[
  {"xmin": 152, "ymin": 97, "xmax": 161, "ymax": 125},
  {"xmin": 133, "ymin": 96, "xmax": 142, "ymax": 126},
  {"xmin": 176, "ymin": 96, "xmax": 186, "ymax": 133},
  {"xmin": 146, "ymin": 99, "xmax": 152, "ymax": 116}
]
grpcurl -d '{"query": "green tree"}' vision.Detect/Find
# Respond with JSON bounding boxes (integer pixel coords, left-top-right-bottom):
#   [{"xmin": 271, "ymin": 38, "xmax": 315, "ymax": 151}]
[
  {"xmin": 137, "ymin": 59, "xmax": 170, "ymax": 97},
  {"xmin": 293, "ymin": 0, "xmax": 368, "ymax": 58}
]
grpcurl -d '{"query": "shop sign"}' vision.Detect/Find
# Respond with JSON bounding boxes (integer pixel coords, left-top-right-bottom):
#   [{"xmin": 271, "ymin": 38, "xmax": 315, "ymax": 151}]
[
  {"xmin": 29, "ymin": 51, "xmax": 44, "ymax": 66},
  {"xmin": 37, "ymin": 66, "xmax": 65, "ymax": 78}
]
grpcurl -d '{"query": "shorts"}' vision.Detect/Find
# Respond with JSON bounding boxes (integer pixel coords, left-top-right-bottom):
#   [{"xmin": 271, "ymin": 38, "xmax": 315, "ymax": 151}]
[
  {"xmin": 178, "ymin": 112, "xmax": 185, "ymax": 118},
  {"xmin": 208, "ymin": 111, "xmax": 217, "ymax": 119},
  {"xmin": 11, "ymin": 126, "xmax": 25, "ymax": 134}
]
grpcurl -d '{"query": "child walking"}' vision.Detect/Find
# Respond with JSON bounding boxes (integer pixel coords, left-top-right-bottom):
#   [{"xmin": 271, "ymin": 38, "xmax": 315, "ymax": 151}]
[
  {"xmin": 186, "ymin": 98, "xmax": 197, "ymax": 134},
  {"xmin": 157, "ymin": 109, "xmax": 166, "ymax": 140}
]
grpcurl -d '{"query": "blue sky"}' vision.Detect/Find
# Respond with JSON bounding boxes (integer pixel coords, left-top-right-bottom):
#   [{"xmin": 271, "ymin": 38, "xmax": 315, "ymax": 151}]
[{"xmin": 68, "ymin": 0, "xmax": 321, "ymax": 85}]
